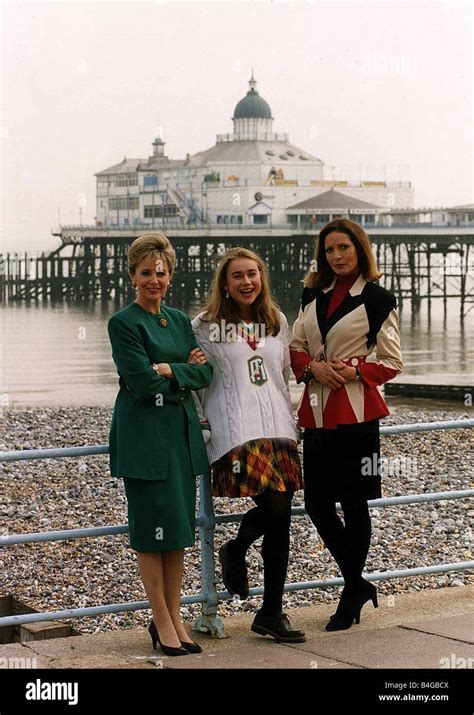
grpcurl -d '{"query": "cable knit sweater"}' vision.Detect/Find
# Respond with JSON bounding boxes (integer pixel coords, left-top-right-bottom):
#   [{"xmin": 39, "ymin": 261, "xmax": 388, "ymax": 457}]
[{"xmin": 191, "ymin": 311, "xmax": 298, "ymax": 465}]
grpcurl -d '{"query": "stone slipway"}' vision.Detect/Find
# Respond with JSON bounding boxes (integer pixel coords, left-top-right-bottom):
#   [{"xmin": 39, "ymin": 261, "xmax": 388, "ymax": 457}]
[{"xmin": 0, "ymin": 586, "xmax": 472, "ymax": 670}]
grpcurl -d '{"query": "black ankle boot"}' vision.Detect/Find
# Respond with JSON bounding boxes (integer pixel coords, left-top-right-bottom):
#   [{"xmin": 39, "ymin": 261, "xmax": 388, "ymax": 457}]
[
  {"xmin": 325, "ymin": 586, "xmax": 358, "ymax": 631},
  {"xmin": 356, "ymin": 579, "xmax": 378, "ymax": 611},
  {"xmin": 326, "ymin": 580, "xmax": 378, "ymax": 631},
  {"xmin": 219, "ymin": 540, "xmax": 249, "ymax": 599}
]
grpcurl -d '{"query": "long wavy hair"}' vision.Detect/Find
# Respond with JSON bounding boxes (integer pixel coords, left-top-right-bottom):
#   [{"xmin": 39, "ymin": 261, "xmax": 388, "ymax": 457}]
[
  {"xmin": 198, "ymin": 247, "xmax": 281, "ymax": 336},
  {"xmin": 304, "ymin": 218, "xmax": 382, "ymax": 289}
]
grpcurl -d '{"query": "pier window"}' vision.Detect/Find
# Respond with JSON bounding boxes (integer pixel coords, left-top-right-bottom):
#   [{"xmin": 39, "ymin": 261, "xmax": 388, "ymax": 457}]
[
  {"xmin": 351, "ymin": 213, "xmax": 375, "ymax": 225},
  {"xmin": 216, "ymin": 214, "xmax": 243, "ymax": 224},
  {"xmin": 144, "ymin": 176, "xmax": 158, "ymax": 186},
  {"xmin": 144, "ymin": 205, "xmax": 178, "ymax": 218},
  {"xmin": 109, "ymin": 197, "xmax": 139, "ymax": 210},
  {"xmin": 109, "ymin": 176, "xmax": 138, "ymax": 187},
  {"xmin": 114, "ymin": 176, "xmax": 138, "ymax": 187}
]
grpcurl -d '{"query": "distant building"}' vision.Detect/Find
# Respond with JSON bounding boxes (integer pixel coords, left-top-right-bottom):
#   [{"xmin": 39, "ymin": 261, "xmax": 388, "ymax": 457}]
[
  {"xmin": 95, "ymin": 72, "xmax": 414, "ymax": 229},
  {"xmin": 287, "ymin": 189, "xmax": 386, "ymax": 229}
]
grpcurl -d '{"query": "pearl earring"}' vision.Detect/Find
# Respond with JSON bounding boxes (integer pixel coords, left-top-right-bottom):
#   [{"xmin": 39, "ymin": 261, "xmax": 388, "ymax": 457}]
[{"xmin": 225, "ymin": 291, "xmax": 229, "ymax": 299}]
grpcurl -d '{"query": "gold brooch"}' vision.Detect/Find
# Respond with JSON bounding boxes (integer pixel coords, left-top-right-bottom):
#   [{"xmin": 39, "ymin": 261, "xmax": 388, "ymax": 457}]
[{"xmin": 159, "ymin": 318, "xmax": 168, "ymax": 328}]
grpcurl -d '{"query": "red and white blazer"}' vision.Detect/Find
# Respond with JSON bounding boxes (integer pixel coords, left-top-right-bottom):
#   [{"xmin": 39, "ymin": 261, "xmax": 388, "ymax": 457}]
[{"xmin": 290, "ymin": 274, "xmax": 403, "ymax": 429}]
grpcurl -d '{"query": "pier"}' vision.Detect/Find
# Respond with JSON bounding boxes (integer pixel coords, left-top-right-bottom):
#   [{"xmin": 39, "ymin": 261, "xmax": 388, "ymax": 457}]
[{"xmin": 1, "ymin": 223, "xmax": 473, "ymax": 316}]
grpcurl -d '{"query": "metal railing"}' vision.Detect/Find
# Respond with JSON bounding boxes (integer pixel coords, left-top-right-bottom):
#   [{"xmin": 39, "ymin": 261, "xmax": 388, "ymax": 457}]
[
  {"xmin": 55, "ymin": 220, "xmax": 474, "ymax": 233},
  {"xmin": 1, "ymin": 419, "xmax": 473, "ymax": 638}
]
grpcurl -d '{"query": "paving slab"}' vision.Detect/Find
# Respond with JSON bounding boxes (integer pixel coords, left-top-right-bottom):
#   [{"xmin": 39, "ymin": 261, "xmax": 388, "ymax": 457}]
[
  {"xmin": 162, "ymin": 640, "xmax": 356, "ymax": 669},
  {"xmin": 48, "ymin": 655, "xmax": 157, "ymax": 669},
  {"xmin": 0, "ymin": 642, "xmax": 51, "ymax": 669},
  {"xmin": 10, "ymin": 629, "xmax": 152, "ymax": 662},
  {"xmin": 286, "ymin": 626, "xmax": 474, "ymax": 669},
  {"xmin": 398, "ymin": 613, "xmax": 474, "ymax": 644},
  {"xmin": 0, "ymin": 630, "xmax": 160, "ymax": 669}
]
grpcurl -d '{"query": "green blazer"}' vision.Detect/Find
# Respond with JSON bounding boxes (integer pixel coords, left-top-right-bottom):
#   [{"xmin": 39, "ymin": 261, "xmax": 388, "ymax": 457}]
[{"xmin": 108, "ymin": 302, "xmax": 212, "ymax": 480}]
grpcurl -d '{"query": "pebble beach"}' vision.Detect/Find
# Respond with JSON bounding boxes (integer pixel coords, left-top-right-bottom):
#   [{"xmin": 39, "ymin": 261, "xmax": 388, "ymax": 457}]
[{"xmin": 1, "ymin": 405, "xmax": 473, "ymax": 635}]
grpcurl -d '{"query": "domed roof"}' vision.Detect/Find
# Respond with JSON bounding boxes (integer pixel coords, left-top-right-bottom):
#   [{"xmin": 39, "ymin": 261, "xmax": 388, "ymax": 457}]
[{"xmin": 233, "ymin": 72, "xmax": 273, "ymax": 120}]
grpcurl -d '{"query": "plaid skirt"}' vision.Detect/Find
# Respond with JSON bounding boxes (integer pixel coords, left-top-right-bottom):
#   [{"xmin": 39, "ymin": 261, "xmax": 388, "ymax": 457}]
[{"xmin": 211, "ymin": 438, "xmax": 303, "ymax": 498}]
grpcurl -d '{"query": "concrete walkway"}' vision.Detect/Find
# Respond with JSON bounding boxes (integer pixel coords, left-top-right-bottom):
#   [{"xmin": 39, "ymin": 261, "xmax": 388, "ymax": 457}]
[{"xmin": 1, "ymin": 586, "xmax": 472, "ymax": 669}]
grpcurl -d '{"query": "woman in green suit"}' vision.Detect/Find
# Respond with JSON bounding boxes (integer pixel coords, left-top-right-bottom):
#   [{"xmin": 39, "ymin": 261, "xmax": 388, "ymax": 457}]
[{"xmin": 108, "ymin": 232, "xmax": 212, "ymax": 657}]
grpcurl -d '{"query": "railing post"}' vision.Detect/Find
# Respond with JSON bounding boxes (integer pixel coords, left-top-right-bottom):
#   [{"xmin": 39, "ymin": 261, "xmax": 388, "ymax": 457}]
[{"xmin": 193, "ymin": 473, "xmax": 227, "ymax": 638}]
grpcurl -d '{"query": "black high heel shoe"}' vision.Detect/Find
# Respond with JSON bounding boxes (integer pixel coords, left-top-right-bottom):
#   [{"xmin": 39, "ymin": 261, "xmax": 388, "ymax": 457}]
[
  {"xmin": 180, "ymin": 639, "xmax": 203, "ymax": 654},
  {"xmin": 148, "ymin": 620, "xmax": 189, "ymax": 656},
  {"xmin": 328, "ymin": 578, "xmax": 378, "ymax": 620},
  {"xmin": 325, "ymin": 580, "xmax": 378, "ymax": 632}
]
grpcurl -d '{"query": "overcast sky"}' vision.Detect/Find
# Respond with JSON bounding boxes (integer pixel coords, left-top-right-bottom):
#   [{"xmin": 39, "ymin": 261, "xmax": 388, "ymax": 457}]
[{"xmin": 1, "ymin": 0, "xmax": 472, "ymax": 252}]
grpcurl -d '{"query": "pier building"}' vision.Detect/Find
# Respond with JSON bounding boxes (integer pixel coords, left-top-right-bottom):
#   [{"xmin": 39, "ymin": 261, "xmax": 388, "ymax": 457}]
[{"xmin": 95, "ymin": 72, "xmax": 413, "ymax": 230}]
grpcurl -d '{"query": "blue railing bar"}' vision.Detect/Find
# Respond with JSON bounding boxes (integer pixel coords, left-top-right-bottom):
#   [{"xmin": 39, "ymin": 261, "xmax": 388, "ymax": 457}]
[
  {"xmin": 218, "ymin": 561, "xmax": 474, "ymax": 599},
  {"xmin": 0, "ymin": 524, "xmax": 129, "ymax": 545},
  {"xmin": 2, "ymin": 490, "xmax": 472, "ymax": 546},
  {"xmin": 1, "ymin": 561, "xmax": 471, "ymax": 628},
  {"xmin": 380, "ymin": 419, "xmax": 474, "ymax": 435},
  {"xmin": 0, "ymin": 445, "xmax": 109, "ymax": 462},
  {"xmin": 0, "ymin": 420, "xmax": 472, "ymax": 463},
  {"xmin": 368, "ymin": 490, "xmax": 474, "ymax": 507},
  {"xmin": 0, "ymin": 593, "xmax": 206, "ymax": 629},
  {"xmin": 218, "ymin": 489, "xmax": 473, "ymax": 524}
]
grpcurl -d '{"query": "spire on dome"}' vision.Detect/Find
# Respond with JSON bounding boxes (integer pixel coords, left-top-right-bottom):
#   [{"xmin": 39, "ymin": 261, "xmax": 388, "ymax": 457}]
[{"xmin": 249, "ymin": 68, "xmax": 257, "ymax": 91}]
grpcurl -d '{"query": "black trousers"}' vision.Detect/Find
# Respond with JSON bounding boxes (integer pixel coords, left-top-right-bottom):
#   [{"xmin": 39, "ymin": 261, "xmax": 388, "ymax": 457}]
[
  {"xmin": 303, "ymin": 420, "xmax": 380, "ymax": 589},
  {"xmin": 232, "ymin": 490, "xmax": 293, "ymax": 616}
]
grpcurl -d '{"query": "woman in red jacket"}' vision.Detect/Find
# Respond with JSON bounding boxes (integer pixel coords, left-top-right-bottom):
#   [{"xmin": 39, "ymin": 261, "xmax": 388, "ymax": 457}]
[{"xmin": 290, "ymin": 218, "xmax": 403, "ymax": 631}]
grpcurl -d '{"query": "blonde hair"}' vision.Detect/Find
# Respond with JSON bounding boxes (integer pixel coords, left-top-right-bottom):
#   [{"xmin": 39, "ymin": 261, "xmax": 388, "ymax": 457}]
[
  {"xmin": 199, "ymin": 247, "xmax": 281, "ymax": 336},
  {"xmin": 304, "ymin": 218, "xmax": 382, "ymax": 288},
  {"xmin": 127, "ymin": 232, "xmax": 176, "ymax": 278}
]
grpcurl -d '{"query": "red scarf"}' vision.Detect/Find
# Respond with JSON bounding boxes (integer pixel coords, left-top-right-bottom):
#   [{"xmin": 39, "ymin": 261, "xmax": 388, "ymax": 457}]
[{"xmin": 327, "ymin": 272, "xmax": 360, "ymax": 318}]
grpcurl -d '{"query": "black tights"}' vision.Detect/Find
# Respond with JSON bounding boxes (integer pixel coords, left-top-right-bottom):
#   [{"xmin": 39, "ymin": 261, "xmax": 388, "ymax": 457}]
[
  {"xmin": 232, "ymin": 491, "xmax": 293, "ymax": 616},
  {"xmin": 304, "ymin": 493, "xmax": 371, "ymax": 590}
]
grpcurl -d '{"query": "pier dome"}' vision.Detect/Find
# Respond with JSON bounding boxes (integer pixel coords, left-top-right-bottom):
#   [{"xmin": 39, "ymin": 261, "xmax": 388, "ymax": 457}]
[
  {"xmin": 231, "ymin": 71, "xmax": 274, "ymax": 140},
  {"xmin": 233, "ymin": 72, "xmax": 273, "ymax": 120}
]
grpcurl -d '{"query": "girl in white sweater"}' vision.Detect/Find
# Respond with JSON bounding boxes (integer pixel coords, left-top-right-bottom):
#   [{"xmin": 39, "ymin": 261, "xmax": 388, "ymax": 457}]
[{"xmin": 192, "ymin": 247, "xmax": 305, "ymax": 643}]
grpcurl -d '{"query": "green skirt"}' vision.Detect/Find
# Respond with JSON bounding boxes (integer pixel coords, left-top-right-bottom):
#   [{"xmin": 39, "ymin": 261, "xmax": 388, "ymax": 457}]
[{"xmin": 123, "ymin": 436, "xmax": 197, "ymax": 553}]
